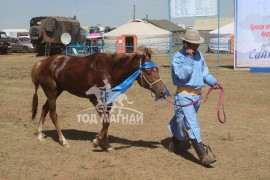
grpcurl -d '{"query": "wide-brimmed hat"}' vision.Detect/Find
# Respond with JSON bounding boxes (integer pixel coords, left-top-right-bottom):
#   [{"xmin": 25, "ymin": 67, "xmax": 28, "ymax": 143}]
[{"xmin": 181, "ymin": 29, "xmax": 204, "ymax": 44}]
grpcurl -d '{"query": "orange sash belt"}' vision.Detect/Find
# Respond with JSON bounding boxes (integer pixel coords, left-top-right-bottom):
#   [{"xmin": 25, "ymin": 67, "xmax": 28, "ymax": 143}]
[{"xmin": 177, "ymin": 86, "xmax": 202, "ymax": 95}]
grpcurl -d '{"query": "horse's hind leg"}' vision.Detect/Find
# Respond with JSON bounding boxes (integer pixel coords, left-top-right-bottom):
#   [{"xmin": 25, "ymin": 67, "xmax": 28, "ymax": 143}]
[
  {"xmin": 36, "ymin": 90, "xmax": 63, "ymax": 142},
  {"xmin": 36, "ymin": 100, "xmax": 49, "ymax": 142},
  {"xmin": 48, "ymin": 97, "xmax": 69, "ymax": 147},
  {"xmin": 45, "ymin": 89, "xmax": 69, "ymax": 147},
  {"xmin": 40, "ymin": 86, "xmax": 68, "ymax": 147}
]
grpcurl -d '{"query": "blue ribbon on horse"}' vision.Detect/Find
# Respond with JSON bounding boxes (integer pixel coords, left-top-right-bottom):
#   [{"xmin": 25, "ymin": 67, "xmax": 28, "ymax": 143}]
[{"xmin": 105, "ymin": 61, "xmax": 170, "ymax": 105}]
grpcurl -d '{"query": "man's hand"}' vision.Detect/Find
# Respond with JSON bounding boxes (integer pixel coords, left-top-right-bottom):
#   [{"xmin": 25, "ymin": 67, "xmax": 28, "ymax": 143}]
[
  {"xmin": 186, "ymin": 48, "xmax": 194, "ymax": 56},
  {"xmin": 213, "ymin": 83, "xmax": 220, "ymax": 89}
]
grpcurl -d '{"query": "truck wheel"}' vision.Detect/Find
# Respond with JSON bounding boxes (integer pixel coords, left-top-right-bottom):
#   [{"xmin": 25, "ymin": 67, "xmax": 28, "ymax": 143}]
[{"xmin": 29, "ymin": 26, "xmax": 42, "ymax": 40}]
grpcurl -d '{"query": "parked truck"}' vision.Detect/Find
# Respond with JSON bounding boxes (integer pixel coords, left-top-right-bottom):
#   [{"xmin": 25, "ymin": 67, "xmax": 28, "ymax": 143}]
[
  {"xmin": 29, "ymin": 16, "xmax": 82, "ymax": 56},
  {"xmin": 0, "ymin": 31, "xmax": 9, "ymax": 54}
]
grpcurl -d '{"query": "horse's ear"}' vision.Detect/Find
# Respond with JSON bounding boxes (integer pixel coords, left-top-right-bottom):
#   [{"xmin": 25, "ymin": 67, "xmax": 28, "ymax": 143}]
[
  {"xmin": 147, "ymin": 48, "xmax": 153, "ymax": 59},
  {"xmin": 137, "ymin": 47, "xmax": 146, "ymax": 56},
  {"xmin": 147, "ymin": 47, "xmax": 153, "ymax": 55},
  {"xmin": 137, "ymin": 49, "xmax": 147, "ymax": 57},
  {"xmin": 137, "ymin": 46, "xmax": 149, "ymax": 58}
]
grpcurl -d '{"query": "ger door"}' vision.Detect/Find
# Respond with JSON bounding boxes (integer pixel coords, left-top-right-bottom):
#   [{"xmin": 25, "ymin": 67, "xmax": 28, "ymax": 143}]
[{"xmin": 116, "ymin": 36, "xmax": 125, "ymax": 53}]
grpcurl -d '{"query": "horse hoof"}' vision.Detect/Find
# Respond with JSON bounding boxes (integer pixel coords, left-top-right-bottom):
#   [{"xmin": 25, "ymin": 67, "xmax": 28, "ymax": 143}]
[
  {"xmin": 63, "ymin": 143, "xmax": 70, "ymax": 148},
  {"xmin": 59, "ymin": 139, "xmax": 69, "ymax": 148},
  {"xmin": 92, "ymin": 138, "xmax": 114, "ymax": 151},
  {"xmin": 99, "ymin": 139, "xmax": 114, "ymax": 152},
  {"xmin": 37, "ymin": 133, "xmax": 45, "ymax": 142},
  {"xmin": 37, "ymin": 137, "xmax": 45, "ymax": 142},
  {"xmin": 106, "ymin": 146, "xmax": 115, "ymax": 152},
  {"xmin": 92, "ymin": 138, "xmax": 100, "ymax": 148}
]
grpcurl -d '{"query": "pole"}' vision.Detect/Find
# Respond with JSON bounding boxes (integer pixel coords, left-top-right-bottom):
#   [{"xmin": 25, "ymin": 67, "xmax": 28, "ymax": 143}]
[
  {"xmin": 133, "ymin": 5, "xmax": 135, "ymax": 21},
  {"xmin": 168, "ymin": 0, "xmax": 172, "ymax": 62},
  {"xmin": 217, "ymin": 0, "xmax": 220, "ymax": 68}
]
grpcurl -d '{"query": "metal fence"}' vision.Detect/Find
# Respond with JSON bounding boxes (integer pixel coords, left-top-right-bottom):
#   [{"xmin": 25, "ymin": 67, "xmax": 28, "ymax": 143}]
[{"xmin": 66, "ymin": 41, "xmax": 232, "ymax": 56}]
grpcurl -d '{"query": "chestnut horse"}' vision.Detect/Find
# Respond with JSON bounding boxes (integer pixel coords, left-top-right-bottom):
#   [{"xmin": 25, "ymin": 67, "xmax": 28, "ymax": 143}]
[{"xmin": 31, "ymin": 47, "xmax": 166, "ymax": 151}]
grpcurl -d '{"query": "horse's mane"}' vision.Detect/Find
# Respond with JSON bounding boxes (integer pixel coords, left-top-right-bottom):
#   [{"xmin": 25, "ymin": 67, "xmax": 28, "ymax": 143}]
[
  {"xmin": 111, "ymin": 53, "xmax": 135, "ymax": 67},
  {"xmin": 85, "ymin": 46, "xmax": 152, "ymax": 68},
  {"xmin": 112, "ymin": 46, "xmax": 153, "ymax": 66}
]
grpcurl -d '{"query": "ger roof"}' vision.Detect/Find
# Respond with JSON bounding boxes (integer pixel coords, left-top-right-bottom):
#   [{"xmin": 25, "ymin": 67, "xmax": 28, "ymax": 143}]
[
  {"xmin": 104, "ymin": 20, "xmax": 169, "ymax": 39},
  {"xmin": 142, "ymin": 19, "xmax": 185, "ymax": 32}
]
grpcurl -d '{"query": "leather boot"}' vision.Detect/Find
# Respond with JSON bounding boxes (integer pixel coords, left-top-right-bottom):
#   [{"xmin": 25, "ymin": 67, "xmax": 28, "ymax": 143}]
[
  {"xmin": 191, "ymin": 139, "xmax": 216, "ymax": 166},
  {"xmin": 168, "ymin": 136, "xmax": 191, "ymax": 153}
]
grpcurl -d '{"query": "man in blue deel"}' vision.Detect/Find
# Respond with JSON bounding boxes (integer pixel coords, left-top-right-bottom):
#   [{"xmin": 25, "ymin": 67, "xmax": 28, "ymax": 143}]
[{"xmin": 168, "ymin": 29, "xmax": 219, "ymax": 166}]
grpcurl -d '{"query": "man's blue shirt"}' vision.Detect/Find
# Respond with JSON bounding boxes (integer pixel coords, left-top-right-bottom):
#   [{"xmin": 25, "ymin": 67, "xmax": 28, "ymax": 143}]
[{"xmin": 171, "ymin": 48, "xmax": 217, "ymax": 89}]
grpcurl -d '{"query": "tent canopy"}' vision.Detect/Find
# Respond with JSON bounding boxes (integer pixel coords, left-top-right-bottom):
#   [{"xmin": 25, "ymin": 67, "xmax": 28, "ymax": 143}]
[
  {"xmin": 86, "ymin": 33, "xmax": 102, "ymax": 39},
  {"xmin": 209, "ymin": 22, "xmax": 234, "ymax": 38},
  {"xmin": 208, "ymin": 22, "xmax": 234, "ymax": 52}
]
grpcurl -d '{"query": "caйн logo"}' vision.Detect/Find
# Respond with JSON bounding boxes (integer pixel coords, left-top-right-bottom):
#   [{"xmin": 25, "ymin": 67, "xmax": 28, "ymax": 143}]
[{"xmin": 76, "ymin": 79, "xmax": 143, "ymax": 125}]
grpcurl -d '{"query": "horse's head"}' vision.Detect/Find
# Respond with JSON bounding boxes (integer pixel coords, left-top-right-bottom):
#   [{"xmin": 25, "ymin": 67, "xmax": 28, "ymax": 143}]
[{"xmin": 135, "ymin": 46, "xmax": 166, "ymax": 100}]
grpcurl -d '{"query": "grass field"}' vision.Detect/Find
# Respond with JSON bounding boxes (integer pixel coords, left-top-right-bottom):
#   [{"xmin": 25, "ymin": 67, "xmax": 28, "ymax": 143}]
[{"xmin": 0, "ymin": 53, "xmax": 269, "ymax": 179}]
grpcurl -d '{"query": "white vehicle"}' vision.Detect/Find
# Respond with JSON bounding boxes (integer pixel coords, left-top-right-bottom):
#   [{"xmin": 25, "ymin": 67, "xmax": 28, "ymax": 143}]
[
  {"xmin": 9, "ymin": 37, "xmax": 35, "ymax": 53},
  {"xmin": 0, "ymin": 29, "xmax": 29, "ymax": 38}
]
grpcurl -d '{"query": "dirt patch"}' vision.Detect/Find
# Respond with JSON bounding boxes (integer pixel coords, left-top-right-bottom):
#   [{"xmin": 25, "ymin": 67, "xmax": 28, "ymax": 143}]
[{"xmin": 0, "ymin": 53, "xmax": 269, "ymax": 179}]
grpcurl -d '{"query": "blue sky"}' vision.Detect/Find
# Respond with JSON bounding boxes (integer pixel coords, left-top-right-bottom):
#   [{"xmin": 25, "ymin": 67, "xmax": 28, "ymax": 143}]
[{"xmin": 0, "ymin": 0, "xmax": 234, "ymax": 30}]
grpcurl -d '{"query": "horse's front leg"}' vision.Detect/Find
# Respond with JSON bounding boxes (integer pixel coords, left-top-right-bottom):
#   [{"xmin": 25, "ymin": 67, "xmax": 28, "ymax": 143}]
[
  {"xmin": 93, "ymin": 111, "xmax": 114, "ymax": 151},
  {"xmin": 90, "ymin": 99, "xmax": 114, "ymax": 151}
]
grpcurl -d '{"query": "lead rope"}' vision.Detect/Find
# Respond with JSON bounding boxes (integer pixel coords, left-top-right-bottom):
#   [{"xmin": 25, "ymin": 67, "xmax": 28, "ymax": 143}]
[
  {"xmin": 204, "ymin": 143, "xmax": 216, "ymax": 158},
  {"xmin": 165, "ymin": 84, "xmax": 226, "ymax": 123}
]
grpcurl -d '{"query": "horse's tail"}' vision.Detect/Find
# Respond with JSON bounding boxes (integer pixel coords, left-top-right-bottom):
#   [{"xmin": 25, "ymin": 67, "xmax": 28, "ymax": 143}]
[{"xmin": 31, "ymin": 63, "xmax": 39, "ymax": 120}]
